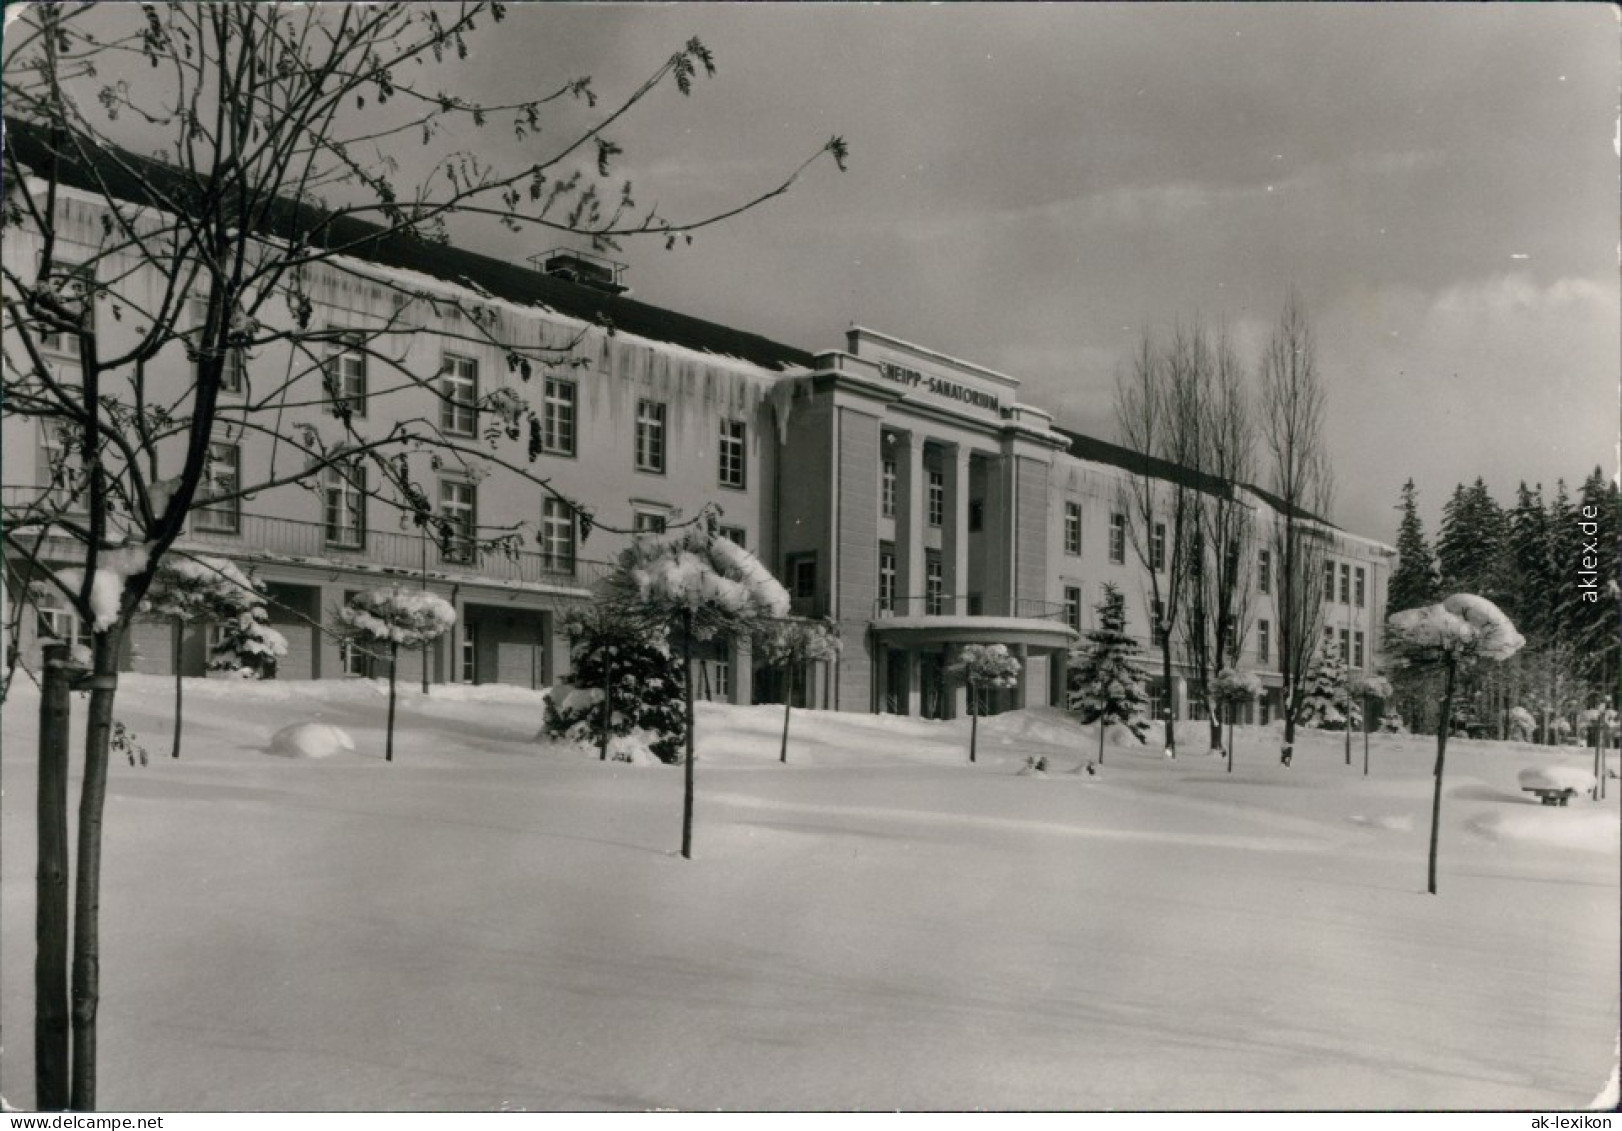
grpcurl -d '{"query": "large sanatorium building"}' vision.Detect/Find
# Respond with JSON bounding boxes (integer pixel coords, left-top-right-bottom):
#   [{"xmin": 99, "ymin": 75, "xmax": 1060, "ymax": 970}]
[{"xmin": 2, "ymin": 123, "xmax": 1394, "ymax": 724}]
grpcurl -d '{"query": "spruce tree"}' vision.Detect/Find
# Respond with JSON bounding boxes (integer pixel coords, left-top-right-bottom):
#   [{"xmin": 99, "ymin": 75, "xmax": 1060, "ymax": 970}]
[
  {"xmin": 1067, "ymin": 583, "xmax": 1150, "ymax": 764},
  {"xmin": 543, "ymin": 608, "xmax": 689, "ymax": 764},
  {"xmin": 1389, "ymin": 478, "xmax": 1439, "ymax": 614},
  {"xmin": 1297, "ymin": 640, "xmax": 1351, "ymax": 730}
]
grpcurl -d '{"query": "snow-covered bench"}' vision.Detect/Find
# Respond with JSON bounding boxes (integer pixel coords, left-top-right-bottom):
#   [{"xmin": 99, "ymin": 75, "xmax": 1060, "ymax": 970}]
[{"xmin": 1516, "ymin": 766, "xmax": 1596, "ymax": 807}]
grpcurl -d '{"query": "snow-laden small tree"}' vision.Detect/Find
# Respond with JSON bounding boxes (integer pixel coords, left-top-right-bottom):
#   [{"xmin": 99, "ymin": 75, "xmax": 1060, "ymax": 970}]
[
  {"xmin": 1506, "ymin": 705, "xmax": 1536, "ymax": 743},
  {"xmin": 1067, "ymin": 583, "xmax": 1150, "ymax": 765},
  {"xmin": 1349, "ymin": 672, "xmax": 1393, "ymax": 776},
  {"xmin": 337, "ymin": 588, "xmax": 456, "ymax": 763},
  {"xmin": 1213, "ymin": 667, "xmax": 1262, "ymax": 772},
  {"xmin": 1297, "ymin": 642, "xmax": 1351, "ymax": 732},
  {"xmin": 758, "ymin": 618, "xmax": 841, "ymax": 764},
  {"xmin": 601, "ymin": 519, "xmax": 789, "ymax": 858},
  {"xmin": 1387, "ymin": 593, "xmax": 1524, "ymax": 894},
  {"xmin": 948, "ymin": 644, "xmax": 1021, "ymax": 764},
  {"xmin": 142, "ymin": 555, "xmax": 271, "ymax": 759},
  {"xmin": 543, "ymin": 605, "xmax": 686, "ymax": 764}
]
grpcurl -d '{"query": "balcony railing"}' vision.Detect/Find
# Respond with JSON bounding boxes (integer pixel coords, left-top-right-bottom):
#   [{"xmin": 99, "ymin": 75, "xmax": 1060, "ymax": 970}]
[
  {"xmin": 873, "ymin": 595, "xmax": 1068, "ymax": 621},
  {"xmin": 1, "ymin": 488, "xmax": 612, "ymax": 591},
  {"xmin": 177, "ymin": 511, "xmax": 613, "ymax": 590}
]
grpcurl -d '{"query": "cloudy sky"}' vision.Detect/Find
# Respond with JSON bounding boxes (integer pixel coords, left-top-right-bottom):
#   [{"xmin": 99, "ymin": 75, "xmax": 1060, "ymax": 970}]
[{"xmin": 52, "ymin": 2, "xmax": 1622, "ymax": 541}]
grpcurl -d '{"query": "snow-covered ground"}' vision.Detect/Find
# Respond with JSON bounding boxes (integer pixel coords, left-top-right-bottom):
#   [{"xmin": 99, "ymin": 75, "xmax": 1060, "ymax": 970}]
[{"xmin": 1, "ymin": 675, "xmax": 1616, "ymax": 1111}]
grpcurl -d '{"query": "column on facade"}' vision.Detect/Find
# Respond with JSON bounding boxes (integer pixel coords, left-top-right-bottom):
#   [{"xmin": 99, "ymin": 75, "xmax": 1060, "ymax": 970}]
[
  {"xmin": 731, "ymin": 634, "xmax": 753, "ymax": 706},
  {"xmin": 449, "ymin": 590, "xmax": 469, "ymax": 684},
  {"xmin": 1013, "ymin": 642, "xmax": 1029, "ymax": 709},
  {"xmin": 892, "ymin": 431, "xmax": 926, "ymax": 616},
  {"xmin": 1049, "ymin": 645, "xmax": 1069, "ymax": 710},
  {"xmin": 940, "ymin": 442, "xmax": 971, "ymax": 615},
  {"xmin": 904, "ymin": 647, "xmax": 921, "ymax": 717}
]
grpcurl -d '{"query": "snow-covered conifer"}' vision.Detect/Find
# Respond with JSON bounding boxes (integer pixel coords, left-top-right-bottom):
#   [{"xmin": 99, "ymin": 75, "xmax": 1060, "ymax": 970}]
[
  {"xmin": 543, "ymin": 605, "xmax": 687, "ymax": 764},
  {"xmin": 1297, "ymin": 642, "xmax": 1351, "ymax": 731},
  {"xmin": 1067, "ymin": 583, "xmax": 1149, "ymax": 765}
]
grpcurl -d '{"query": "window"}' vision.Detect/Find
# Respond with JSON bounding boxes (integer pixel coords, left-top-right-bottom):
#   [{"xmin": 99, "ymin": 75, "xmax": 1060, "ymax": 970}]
[
  {"xmin": 1109, "ymin": 513, "xmax": 1127, "ymax": 564},
  {"xmin": 1152, "ymin": 599, "xmax": 1166, "ymax": 647},
  {"xmin": 323, "ymin": 462, "xmax": 366, "ymax": 549},
  {"xmin": 1257, "ymin": 619, "xmax": 1271, "ymax": 664},
  {"xmin": 1323, "ymin": 559, "xmax": 1335, "ymax": 600},
  {"xmin": 461, "ymin": 626, "xmax": 477, "ymax": 684},
  {"xmin": 1064, "ymin": 586, "xmax": 1082, "ymax": 633},
  {"xmin": 925, "ymin": 553, "xmax": 944, "ymax": 615},
  {"xmin": 1339, "ymin": 563, "xmax": 1351, "ymax": 605},
  {"xmin": 539, "ymin": 498, "xmax": 574, "ymax": 571},
  {"xmin": 440, "ymin": 480, "xmax": 476, "ymax": 564},
  {"xmin": 707, "ymin": 657, "xmax": 731, "ymax": 702},
  {"xmin": 37, "ymin": 422, "xmax": 83, "ymax": 511},
  {"xmin": 878, "ymin": 544, "xmax": 897, "ymax": 613},
  {"xmin": 339, "ymin": 637, "xmax": 375, "ymax": 679},
  {"xmin": 967, "ymin": 593, "xmax": 983, "ymax": 616},
  {"xmin": 928, "ymin": 469, "xmax": 944, "ymax": 527},
  {"xmin": 633, "ymin": 511, "xmax": 667, "ymax": 535},
  {"xmin": 542, "ymin": 378, "xmax": 576, "ymax": 456},
  {"xmin": 38, "ymin": 260, "xmax": 95, "ymax": 354},
  {"xmin": 968, "ymin": 500, "xmax": 984, "ymax": 533},
  {"xmin": 192, "ymin": 298, "xmax": 244, "ymax": 393},
  {"xmin": 1355, "ymin": 566, "xmax": 1366, "ymax": 609},
  {"xmin": 718, "ymin": 526, "xmax": 746, "ymax": 549},
  {"xmin": 440, "ymin": 354, "xmax": 477, "ymax": 437},
  {"xmin": 788, "ymin": 554, "xmax": 817, "ymax": 601},
  {"xmin": 881, "ymin": 459, "xmax": 897, "ymax": 518},
  {"xmin": 1258, "ymin": 549, "xmax": 1272, "ymax": 595},
  {"xmin": 1338, "ymin": 628, "xmax": 1351, "ymax": 664},
  {"xmin": 193, "ymin": 442, "xmax": 240, "ymax": 533},
  {"xmin": 635, "ymin": 400, "xmax": 666, "ymax": 473},
  {"xmin": 35, "ymin": 589, "xmax": 85, "ymax": 651},
  {"xmin": 1354, "ymin": 630, "xmax": 1366, "ymax": 670},
  {"xmin": 1258, "ymin": 694, "xmax": 1272, "ymax": 727},
  {"xmin": 325, "ymin": 332, "xmax": 367, "ymax": 418},
  {"xmin": 1064, "ymin": 502, "xmax": 1082, "ymax": 556},
  {"xmin": 718, "ymin": 419, "xmax": 746, "ymax": 489},
  {"xmin": 1151, "ymin": 523, "xmax": 1167, "ymax": 573}
]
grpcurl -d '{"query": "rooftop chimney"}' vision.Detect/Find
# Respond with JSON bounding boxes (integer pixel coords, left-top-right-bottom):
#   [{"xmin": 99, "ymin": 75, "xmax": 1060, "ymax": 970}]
[{"xmin": 529, "ymin": 248, "xmax": 628, "ymax": 295}]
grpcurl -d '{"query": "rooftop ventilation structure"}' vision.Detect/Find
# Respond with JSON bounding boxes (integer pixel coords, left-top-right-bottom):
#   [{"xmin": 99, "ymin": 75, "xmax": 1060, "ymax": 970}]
[{"xmin": 529, "ymin": 248, "xmax": 628, "ymax": 295}]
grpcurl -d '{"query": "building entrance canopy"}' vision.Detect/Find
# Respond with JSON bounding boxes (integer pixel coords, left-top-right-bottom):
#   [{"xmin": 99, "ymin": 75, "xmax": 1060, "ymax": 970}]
[{"xmin": 870, "ymin": 614, "xmax": 1077, "ymax": 651}]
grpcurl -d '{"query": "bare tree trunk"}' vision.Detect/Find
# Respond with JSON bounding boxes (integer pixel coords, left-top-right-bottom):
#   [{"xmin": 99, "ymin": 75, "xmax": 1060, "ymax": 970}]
[
  {"xmin": 1226, "ymin": 702, "xmax": 1234, "ymax": 774},
  {"xmin": 780, "ymin": 666, "xmax": 792, "ymax": 763},
  {"xmin": 171, "ymin": 620, "xmax": 183, "ymax": 759},
  {"xmin": 1160, "ymin": 649, "xmax": 1175, "ymax": 757},
  {"xmin": 599, "ymin": 659, "xmax": 613, "ymax": 762},
  {"xmin": 70, "ymin": 631, "xmax": 122, "ymax": 1110},
  {"xmin": 681, "ymin": 611, "xmax": 696, "ymax": 860},
  {"xmin": 385, "ymin": 641, "xmax": 398, "ymax": 763},
  {"xmin": 968, "ymin": 682, "xmax": 979, "ymax": 763},
  {"xmin": 36, "ymin": 643, "xmax": 72, "ymax": 1111},
  {"xmin": 1363, "ymin": 694, "xmax": 1371, "ymax": 777},
  {"xmin": 1427, "ymin": 659, "xmax": 1457, "ymax": 895}
]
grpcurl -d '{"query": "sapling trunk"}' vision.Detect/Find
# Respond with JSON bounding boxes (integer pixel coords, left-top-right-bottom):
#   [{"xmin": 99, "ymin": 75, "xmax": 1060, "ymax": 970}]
[
  {"xmin": 779, "ymin": 668, "xmax": 792, "ymax": 763},
  {"xmin": 1097, "ymin": 718, "xmax": 1105, "ymax": 766},
  {"xmin": 599, "ymin": 660, "xmax": 612, "ymax": 762},
  {"xmin": 171, "ymin": 621, "xmax": 183, "ymax": 759},
  {"xmin": 681, "ymin": 610, "xmax": 696, "ymax": 860},
  {"xmin": 1226, "ymin": 704, "xmax": 1234, "ymax": 774},
  {"xmin": 1362, "ymin": 694, "xmax": 1371, "ymax": 777},
  {"xmin": 385, "ymin": 641, "xmax": 399, "ymax": 763},
  {"xmin": 71, "ymin": 631, "xmax": 123, "ymax": 1110},
  {"xmin": 968, "ymin": 681, "xmax": 978, "ymax": 763},
  {"xmin": 1427, "ymin": 659, "xmax": 1457, "ymax": 895},
  {"xmin": 36, "ymin": 644, "xmax": 71, "ymax": 1111}
]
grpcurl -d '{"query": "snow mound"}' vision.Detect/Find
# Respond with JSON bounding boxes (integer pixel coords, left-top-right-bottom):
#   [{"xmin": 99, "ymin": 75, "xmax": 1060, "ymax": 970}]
[
  {"xmin": 1517, "ymin": 766, "xmax": 1597, "ymax": 794},
  {"xmin": 1349, "ymin": 814, "xmax": 1414, "ymax": 832},
  {"xmin": 268, "ymin": 723, "xmax": 357, "ymax": 760},
  {"xmin": 1469, "ymin": 809, "xmax": 1621, "ymax": 853}
]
